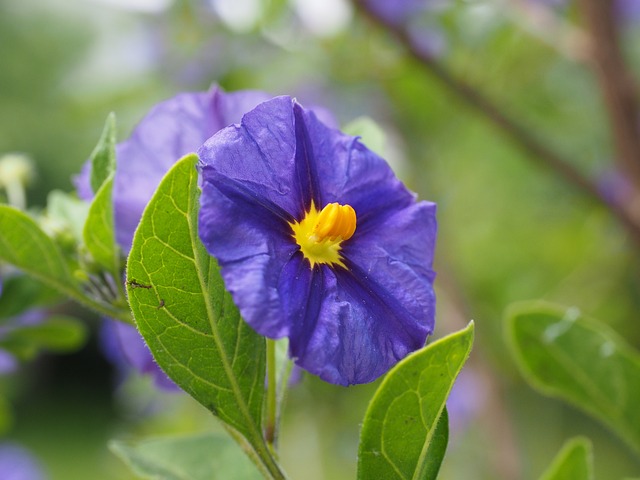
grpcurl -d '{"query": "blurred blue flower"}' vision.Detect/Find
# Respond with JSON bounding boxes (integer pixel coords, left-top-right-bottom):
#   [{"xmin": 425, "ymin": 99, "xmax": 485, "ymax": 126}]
[
  {"xmin": 0, "ymin": 349, "xmax": 17, "ymax": 375},
  {"xmin": 74, "ymin": 85, "xmax": 270, "ymax": 390},
  {"xmin": 198, "ymin": 96, "xmax": 437, "ymax": 385},
  {"xmin": 0, "ymin": 442, "xmax": 47, "ymax": 480},
  {"xmin": 100, "ymin": 320, "xmax": 179, "ymax": 391},
  {"xmin": 617, "ymin": 0, "xmax": 640, "ymax": 22},
  {"xmin": 75, "ymin": 85, "xmax": 271, "ymax": 252},
  {"xmin": 597, "ymin": 168, "xmax": 635, "ymax": 207},
  {"xmin": 446, "ymin": 368, "xmax": 487, "ymax": 437}
]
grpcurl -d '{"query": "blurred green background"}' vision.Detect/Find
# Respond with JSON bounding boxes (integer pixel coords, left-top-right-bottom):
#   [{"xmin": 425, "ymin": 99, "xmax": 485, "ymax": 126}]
[{"xmin": 2, "ymin": 0, "xmax": 640, "ymax": 478}]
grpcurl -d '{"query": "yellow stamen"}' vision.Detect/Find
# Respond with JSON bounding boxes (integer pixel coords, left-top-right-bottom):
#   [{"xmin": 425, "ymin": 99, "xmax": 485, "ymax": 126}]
[{"xmin": 290, "ymin": 202, "xmax": 357, "ymax": 268}]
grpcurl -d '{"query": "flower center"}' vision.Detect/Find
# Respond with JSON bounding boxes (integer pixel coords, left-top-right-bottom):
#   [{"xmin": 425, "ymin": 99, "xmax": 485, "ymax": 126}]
[{"xmin": 290, "ymin": 201, "xmax": 357, "ymax": 268}]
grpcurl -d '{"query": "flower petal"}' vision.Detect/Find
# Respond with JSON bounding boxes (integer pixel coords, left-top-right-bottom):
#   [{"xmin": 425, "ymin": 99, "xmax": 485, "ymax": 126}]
[
  {"xmin": 199, "ymin": 179, "xmax": 299, "ymax": 338},
  {"xmin": 279, "ymin": 258, "xmax": 431, "ymax": 385},
  {"xmin": 0, "ymin": 349, "xmax": 17, "ymax": 375},
  {"xmin": 198, "ymin": 96, "xmax": 437, "ymax": 385},
  {"xmin": 342, "ymin": 200, "xmax": 437, "ymax": 327},
  {"xmin": 199, "ymin": 96, "xmax": 325, "ymax": 220},
  {"xmin": 100, "ymin": 320, "xmax": 179, "ymax": 392},
  {"xmin": 75, "ymin": 86, "xmax": 270, "ymax": 251},
  {"xmin": 0, "ymin": 442, "xmax": 47, "ymax": 480},
  {"xmin": 292, "ymin": 104, "xmax": 419, "ymax": 231}
]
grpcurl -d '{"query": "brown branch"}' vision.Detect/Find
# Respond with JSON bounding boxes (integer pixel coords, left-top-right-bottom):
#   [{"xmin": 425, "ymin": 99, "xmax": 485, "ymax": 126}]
[
  {"xmin": 352, "ymin": 0, "xmax": 640, "ymax": 248},
  {"xmin": 577, "ymin": 0, "xmax": 640, "ymax": 187}
]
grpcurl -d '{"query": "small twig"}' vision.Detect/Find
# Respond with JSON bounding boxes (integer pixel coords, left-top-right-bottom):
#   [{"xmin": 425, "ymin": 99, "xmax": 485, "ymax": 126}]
[
  {"xmin": 577, "ymin": 0, "xmax": 640, "ymax": 187},
  {"xmin": 351, "ymin": 0, "xmax": 640, "ymax": 247}
]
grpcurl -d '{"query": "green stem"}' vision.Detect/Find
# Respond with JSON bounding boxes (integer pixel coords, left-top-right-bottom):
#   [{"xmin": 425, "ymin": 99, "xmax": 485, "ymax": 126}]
[
  {"xmin": 6, "ymin": 180, "xmax": 26, "ymax": 211},
  {"xmin": 265, "ymin": 338, "xmax": 278, "ymax": 453},
  {"xmin": 13, "ymin": 269, "xmax": 134, "ymax": 325},
  {"xmin": 222, "ymin": 425, "xmax": 282, "ymax": 480},
  {"xmin": 71, "ymin": 288, "xmax": 134, "ymax": 325}
]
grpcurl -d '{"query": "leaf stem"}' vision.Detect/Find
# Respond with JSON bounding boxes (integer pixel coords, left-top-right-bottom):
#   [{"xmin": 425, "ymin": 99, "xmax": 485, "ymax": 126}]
[
  {"xmin": 65, "ymin": 285, "xmax": 134, "ymax": 325},
  {"xmin": 10, "ymin": 269, "xmax": 134, "ymax": 325},
  {"xmin": 265, "ymin": 338, "xmax": 278, "ymax": 453},
  {"xmin": 182, "ymin": 157, "xmax": 286, "ymax": 480}
]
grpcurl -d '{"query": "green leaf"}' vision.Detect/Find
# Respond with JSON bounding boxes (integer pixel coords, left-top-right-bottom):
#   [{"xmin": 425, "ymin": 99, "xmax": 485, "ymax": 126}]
[
  {"xmin": 506, "ymin": 301, "xmax": 640, "ymax": 455},
  {"xmin": 0, "ymin": 315, "xmax": 87, "ymax": 358},
  {"xmin": 0, "ymin": 275, "xmax": 60, "ymax": 319},
  {"xmin": 109, "ymin": 433, "xmax": 263, "ymax": 480},
  {"xmin": 89, "ymin": 112, "xmax": 116, "ymax": 194},
  {"xmin": 0, "ymin": 395, "xmax": 11, "ymax": 436},
  {"xmin": 422, "ymin": 407, "xmax": 449, "ymax": 479},
  {"xmin": 0, "ymin": 205, "xmax": 76, "ymax": 293},
  {"xmin": 83, "ymin": 174, "xmax": 120, "ymax": 274},
  {"xmin": 126, "ymin": 154, "xmax": 281, "ymax": 477},
  {"xmin": 0, "ymin": 205, "xmax": 133, "ymax": 324},
  {"xmin": 539, "ymin": 437, "xmax": 593, "ymax": 480},
  {"xmin": 358, "ymin": 322, "xmax": 474, "ymax": 480}
]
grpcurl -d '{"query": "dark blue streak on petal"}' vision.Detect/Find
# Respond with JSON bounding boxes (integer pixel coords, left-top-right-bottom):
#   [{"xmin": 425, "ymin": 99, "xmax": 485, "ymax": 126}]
[
  {"xmin": 201, "ymin": 164, "xmax": 295, "ymax": 229},
  {"xmin": 279, "ymin": 254, "xmax": 325, "ymax": 361},
  {"xmin": 293, "ymin": 102, "xmax": 323, "ymax": 213},
  {"xmin": 337, "ymin": 259, "xmax": 428, "ymax": 354}
]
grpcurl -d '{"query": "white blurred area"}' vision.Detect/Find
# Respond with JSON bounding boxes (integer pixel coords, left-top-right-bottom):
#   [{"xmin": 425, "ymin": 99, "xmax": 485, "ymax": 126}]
[
  {"xmin": 86, "ymin": 0, "xmax": 174, "ymax": 13},
  {"xmin": 210, "ymin": 0, "xmax": 352, "ymax": 37},
  {"xmin": 290, "ymin": 0, "xmax": 352, "ymax": 38},
  {"xmin": 210, "ymin": 0, "xmax": 264, "ymax": 32}
]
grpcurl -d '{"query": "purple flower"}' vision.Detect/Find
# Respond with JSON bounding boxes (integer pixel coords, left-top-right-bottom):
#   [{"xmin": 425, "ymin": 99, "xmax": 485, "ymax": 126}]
[
  {"xmin": 100, "ymin": 320, "xmax": 179, "ymax": 391},
  {"xmin": 597, "ymin": 168, "xmax": 635, "ymax": 207},
  {"xmin": 75, "ymin": 85, "xmax": 271, "ymax": 252},
  {"xmin": 0, "ymin": 443, "xmax": 47, "ymax": 480},
  {"xmin": 198, "ymin": 96, "xmax": 437, "ymax": 385},
  {"xmin": 446, "ymin": 368, "xmax": 487, "ymax": 437},
  {"xmin": 74, "ymin": 86, "xmax": 270, "ymax": 389},
  {"xmin": 617, "ymin": 0, "xmax": 640, "ymax": 23},
  {"xmin": 0, "ymin": 349, "xmax": 17, "ymax": 375}
]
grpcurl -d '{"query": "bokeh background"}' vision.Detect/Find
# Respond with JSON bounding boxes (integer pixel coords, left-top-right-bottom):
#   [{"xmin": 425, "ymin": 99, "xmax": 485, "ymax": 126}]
[{"xmin": 2, "ymin": 0, "xmax": 640, "ymax": 478}]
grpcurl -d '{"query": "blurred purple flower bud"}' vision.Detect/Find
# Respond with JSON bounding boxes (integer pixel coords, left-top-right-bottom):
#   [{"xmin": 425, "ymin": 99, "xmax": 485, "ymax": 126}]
[
  {"xmin": 446, "ymin": 368, "xmax": 487, "ymax": 436},
  {"xmin": 100, "ymin": 320, "xmax": 179, "ymax": 392},
  {"xmin": 0, "ymin": 443, "xmax": 47, "ymax": 480},
  {"xmin": 74, "ymin": 85, "xmax": 271, "ymax": 253},
  {"xmin": 597, "ymin": 168, "xmax": 635, "ymax": 207},
  {"xmin": 0, "ymin": 349, "xmax": 17, "ymax": 375},
  {"xmin": 74, "ymin": 85, "xmax": 272, "ymax": 389},
  {"xmin": 617, "ymin": 0, "xmax": 640, "ymax": 23}
]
